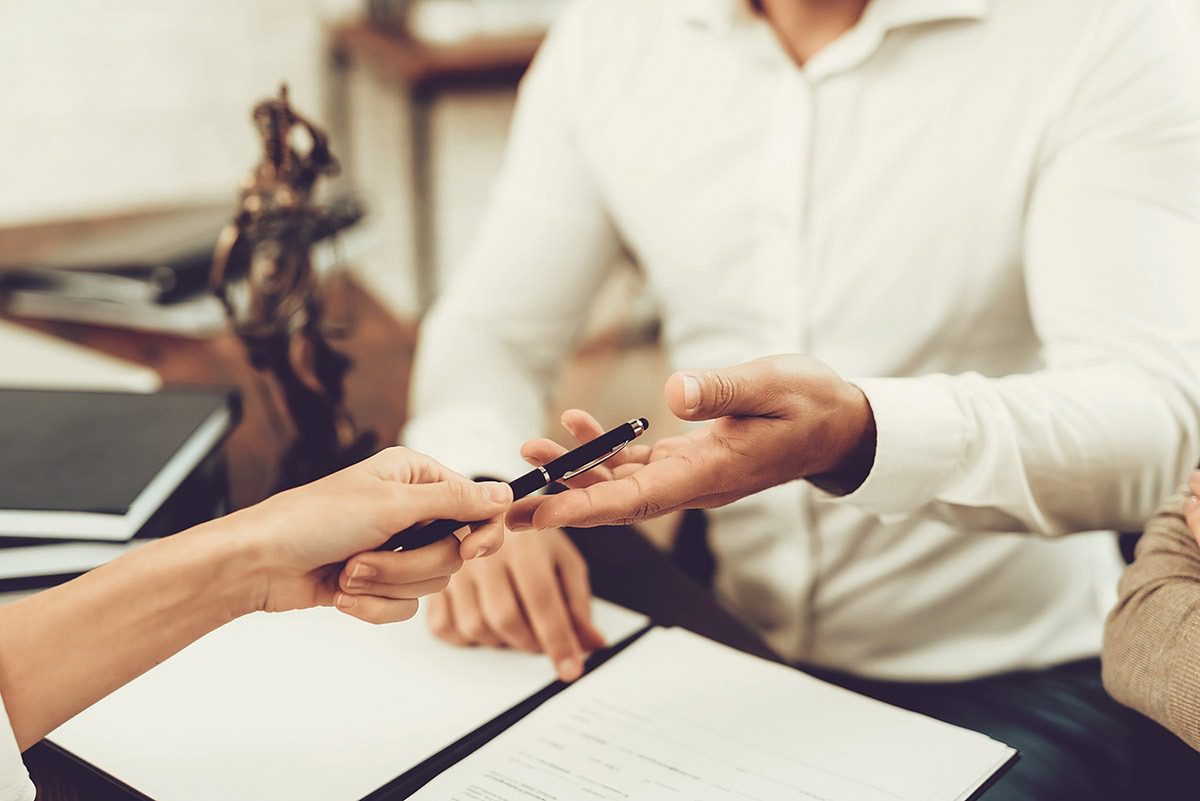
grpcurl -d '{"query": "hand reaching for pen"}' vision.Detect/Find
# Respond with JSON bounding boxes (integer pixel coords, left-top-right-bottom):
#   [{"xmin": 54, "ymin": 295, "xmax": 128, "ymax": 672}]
[
  {"xmin": 235, "ymin": 447, "xmax": 512, "ymax": 624},
  {"xmin": 507, "ymin": 355, "xmax": 877, "ymax": 530}
]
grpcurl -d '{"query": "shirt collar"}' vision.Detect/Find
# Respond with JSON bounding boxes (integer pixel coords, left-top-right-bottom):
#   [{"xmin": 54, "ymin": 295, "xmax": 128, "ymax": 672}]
[
  {"xmin": 678, "ymin": 0, "xmax": 754, "ymax": 32},
  {"xmin": 866, "ymin": 0, "xmax": 988, "ymax": 30},
  {"xmin": 680, "ymin": 0, "xmax": 989, "ymax": 34}
]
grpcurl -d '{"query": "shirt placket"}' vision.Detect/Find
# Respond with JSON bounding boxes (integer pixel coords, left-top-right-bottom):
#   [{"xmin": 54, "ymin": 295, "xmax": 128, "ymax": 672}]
[
  {"xmin": 756, "ymin": 66, "xmax": 821, "ymax": 658},
  {"xmin": 765, "ymin": 21, "xmax": 890, "ymax": 662}
]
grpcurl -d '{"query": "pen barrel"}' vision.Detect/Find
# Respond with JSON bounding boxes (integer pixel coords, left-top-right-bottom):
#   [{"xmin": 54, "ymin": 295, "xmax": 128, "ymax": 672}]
[
  {"xmin": 544, "ymin": 420, "xmax": 640, "ymax": 482},
  {"xmin": 509, "ymin": 468, "xmax": 548, "ymax": 500},
  {"xmin": 375, "ymin": 517, "xmax": 468, "ymax": 552},
  {"xmin": 376, "ymin": 469, "xmax": 549, "ymax": 552},
  {"xmin": 374, "ymin": 418, "xmax": 647, "ymax": 552}
]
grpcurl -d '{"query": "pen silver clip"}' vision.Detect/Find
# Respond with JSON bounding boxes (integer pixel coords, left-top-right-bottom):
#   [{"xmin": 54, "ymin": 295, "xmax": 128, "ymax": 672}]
[{"xmin": 560, "ymin": 440, "xmax": 629, "ymax": 481}]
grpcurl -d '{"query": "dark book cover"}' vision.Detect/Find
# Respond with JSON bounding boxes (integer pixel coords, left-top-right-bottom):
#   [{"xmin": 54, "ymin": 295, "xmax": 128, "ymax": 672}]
[
  {"xmin": 0, "ymin": 388, "xmax": 239, "ymax": 539},
  {"xmin": 0, "ymin": 449, "xmax": 232, "ymax": 592}
]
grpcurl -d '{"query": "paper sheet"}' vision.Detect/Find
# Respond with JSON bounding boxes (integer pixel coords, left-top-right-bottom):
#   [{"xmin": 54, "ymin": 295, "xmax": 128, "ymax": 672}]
[
  {"xmin": 412, "ymin": 627, "xmax": 1016, "ymax": 801},
  {"xmin": 49, "ymin": 598, "xmax": 649, "ymax": 801},
  {"xmin": 0, "ymin": 319, "xmax": 159, "ymax": 392}
]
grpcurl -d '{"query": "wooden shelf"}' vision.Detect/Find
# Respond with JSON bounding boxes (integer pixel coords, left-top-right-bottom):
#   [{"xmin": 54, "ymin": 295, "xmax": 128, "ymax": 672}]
[{"xmin": 330, "ymin": 23, "xmax": 542, "ymax": 93}]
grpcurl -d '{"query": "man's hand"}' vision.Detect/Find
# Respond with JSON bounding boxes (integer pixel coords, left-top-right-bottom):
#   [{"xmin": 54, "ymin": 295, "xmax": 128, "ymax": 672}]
[
  {"xmin": 426, "ymin": 527, "xmax": 604, "ymax": 682},
  {"xmin": 238, "ymin": 446, "xmax": 511, "ymax": 623},
  {"xmin": 507, "ymin": 354, "xmax": 876, "ymax": 531}
]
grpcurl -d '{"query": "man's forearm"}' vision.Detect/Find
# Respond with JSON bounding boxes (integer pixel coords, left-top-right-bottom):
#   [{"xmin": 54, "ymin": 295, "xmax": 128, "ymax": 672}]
[{"xmin": 0, "ymin": 515, "xmax": 265, "ymax": 749}]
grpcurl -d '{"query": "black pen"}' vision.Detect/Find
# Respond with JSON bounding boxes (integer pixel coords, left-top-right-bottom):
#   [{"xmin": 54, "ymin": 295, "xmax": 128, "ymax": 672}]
[{"xmin": 375, "ymin": 417, "xmax": 650, "ymax": 552}]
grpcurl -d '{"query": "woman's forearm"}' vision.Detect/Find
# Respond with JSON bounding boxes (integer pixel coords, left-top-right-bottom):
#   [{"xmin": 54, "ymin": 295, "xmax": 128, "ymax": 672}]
[
  {"xmin": 0, "ymin": 447, "xmax": 513, "ymax": 752},
  {"xmin": 0, "ymin": 513, "xmax": 266, "ymax": 750}
]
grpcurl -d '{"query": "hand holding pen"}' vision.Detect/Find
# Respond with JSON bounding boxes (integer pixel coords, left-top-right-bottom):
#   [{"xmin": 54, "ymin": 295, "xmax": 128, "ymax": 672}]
[
  {"xmin": 508, "ymin": 355, "xmax": 875, "ymax": 531},
  {"xmin": 418, "ymin": 416, "xmax": 649, "ymax": 683},
  {"xmin": 375, "ymin": 418, "xmax": 650, "ymax": 552}
]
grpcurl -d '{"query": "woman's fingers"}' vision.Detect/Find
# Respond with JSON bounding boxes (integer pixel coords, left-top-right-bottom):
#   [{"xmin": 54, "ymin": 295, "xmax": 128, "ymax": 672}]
[
  {"xmin": 333, "ymin": 593, "xmax": 419, "ymax": 624},
  {"xmin": 338, "ymin": 574, "xmax": 451, "ymax": 600},
  {"xmin": 344, "ymin": 535, "xmax": 463, "ymax": 586},
  {"xmin": 389, "ymin": 479, "xmax": 512, "ymax": 534},
  {"xmin": 506, "ymin": 496, "xmax": 550, "ymax": 532},
  {"xmin": 457, "ymin": 518, "xmax": 505, "ymax": 561},
  {"xmin": 369, "ymin": 445, "xmax": 492, "ymax": 487}
]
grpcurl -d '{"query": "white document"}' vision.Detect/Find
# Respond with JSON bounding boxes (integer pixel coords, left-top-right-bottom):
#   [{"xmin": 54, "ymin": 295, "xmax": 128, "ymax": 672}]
[
  {"xmin": 48, "ymin": 598, "xmax": 649, "ymax": 801},
  {"xmin": 0, "ymin": 319, "xmax": 160, "ymax": 392},
  {"xmin": 412, "ymin": 627, "xmax": 1016, "ymax": 801}
]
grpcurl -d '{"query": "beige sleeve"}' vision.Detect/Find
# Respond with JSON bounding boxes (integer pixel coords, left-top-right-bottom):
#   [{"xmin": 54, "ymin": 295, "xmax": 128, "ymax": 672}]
[{"xmin": 1103, "ymin": 491, "xmax": 1200, "ymax": 751}]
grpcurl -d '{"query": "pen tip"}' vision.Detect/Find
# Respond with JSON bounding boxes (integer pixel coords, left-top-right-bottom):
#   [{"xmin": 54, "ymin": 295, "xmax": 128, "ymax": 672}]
[{"xmin": 638, "ymin": 417, "xmax": 650, "ymax": 433}]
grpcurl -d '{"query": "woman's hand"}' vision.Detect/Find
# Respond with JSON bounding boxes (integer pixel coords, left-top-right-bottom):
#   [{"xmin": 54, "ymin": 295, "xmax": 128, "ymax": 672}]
[
  {"xmin": 234, "ymin": 447, "xmax": 513, "ymax": 623},
  {"xmin": 507, "ymin": 355, "xmax": 875, "ymax": 531}
]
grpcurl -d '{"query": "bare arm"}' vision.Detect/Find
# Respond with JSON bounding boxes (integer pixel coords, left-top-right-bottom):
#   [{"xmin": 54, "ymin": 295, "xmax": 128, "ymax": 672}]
[{"xmin": 0, "ymin": 448, "xmax": 511, "ymax": 749}]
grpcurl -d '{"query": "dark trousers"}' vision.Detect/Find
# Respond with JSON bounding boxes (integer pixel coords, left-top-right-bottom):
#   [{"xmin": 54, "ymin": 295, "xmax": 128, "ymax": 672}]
[{"xmin": 814, "ymin": 658, "xmax": 1199, "ymax": 801}]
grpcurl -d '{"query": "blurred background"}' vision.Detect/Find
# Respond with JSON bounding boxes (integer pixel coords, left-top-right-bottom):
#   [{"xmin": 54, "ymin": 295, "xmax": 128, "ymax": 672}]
[
  {"xmin": 0, "ymin": 0, "xmax": 675, "ymax": 549},
  {"xmin": 1, "ymin": 0, "xmax": 552, "ymax": 312},
  {"xmin": 2, "ymin": 0, "xmax": 1199, "ymax": 560}
]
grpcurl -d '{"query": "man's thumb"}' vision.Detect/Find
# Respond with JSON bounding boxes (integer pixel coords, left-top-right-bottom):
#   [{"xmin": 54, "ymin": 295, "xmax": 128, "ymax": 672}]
[{"xmin": 666, "ymin": 361, "xmax": 782, "ymax": 421}]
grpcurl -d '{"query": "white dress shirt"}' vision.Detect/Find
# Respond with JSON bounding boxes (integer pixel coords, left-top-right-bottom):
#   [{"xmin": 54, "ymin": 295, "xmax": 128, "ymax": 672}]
[
  {"xmin": 406, "ymin": 0, "xmax": 1200, "ymax": 680},
  {"xmin": 0, "ymin": 693, "xmax": 34, "ymax": 801}
]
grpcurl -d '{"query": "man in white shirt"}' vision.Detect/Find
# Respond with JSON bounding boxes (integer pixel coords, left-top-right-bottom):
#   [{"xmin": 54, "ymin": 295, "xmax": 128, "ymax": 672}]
[{"xmin": 406, "ymin": 0, "xmax": 1200, "ymax": 797}]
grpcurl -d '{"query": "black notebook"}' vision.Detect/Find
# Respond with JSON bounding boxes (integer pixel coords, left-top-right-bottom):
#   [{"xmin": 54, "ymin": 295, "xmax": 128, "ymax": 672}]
[
  {"xmin": 0, "ymin": 388, "xmax": 237, "ymax": 541},
  {"xmin": 0, "ymin": 446, "xmax": 232, "ymax": 592}
]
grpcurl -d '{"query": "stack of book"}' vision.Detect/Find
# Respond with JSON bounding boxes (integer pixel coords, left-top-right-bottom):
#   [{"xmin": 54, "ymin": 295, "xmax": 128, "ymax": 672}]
[
  {"xmin": 0, "ymin": 387, "xmax": 239, "ymax": 593},
  {"xmin": 0, "ymin": 206, "xmax": 232, "ymax": 337},
  {"xmin": 0, "ymin": 200, "xmax": 364, "ymax": 338}
]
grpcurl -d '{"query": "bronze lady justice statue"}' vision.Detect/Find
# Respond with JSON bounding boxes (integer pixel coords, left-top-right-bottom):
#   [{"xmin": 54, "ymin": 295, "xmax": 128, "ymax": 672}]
[{"xmin": 211, "ymin": 85, "xmax": 373, "ymax": 487}]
